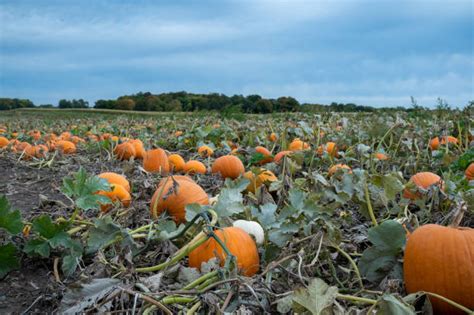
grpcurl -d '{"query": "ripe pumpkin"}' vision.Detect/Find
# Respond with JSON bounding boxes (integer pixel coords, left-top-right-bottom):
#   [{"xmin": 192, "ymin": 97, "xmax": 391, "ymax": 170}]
[
  {"xmin": 374, "ymin": 152, "xmax": 389, "ymax": 160},
  {"xmin": 24, "ymin": 145, "xmax": 48, "ymax": 159},
  {"xmin": 60, "ymin": 132, "xmax": 71, "ymax": 141},
  {"xmin": 255, "ymin": 146, "xmax": 273, "ymax": 164},
  {"xmin": 288, "ymin": 138, "xmax": 310, "ymax": 151},
  {"xmin": 317, "ymin": 142, "xmax": 338, "ymax": 157},
  {"xmin": 150, "ymin": 177, "xmax": 209, "ymax": 223},
  {"xmin": 56, "ymin": 140, "xmax": 76, "ymax": 154},
  {"xmin": 184, "ymin": 160, "xmax": 207, "ymax": 174},
  {"xmin": 96, "ymin": 184, "xmax": 131, "ymax": 212},
  {"xmin": 328, "ymin": 164, "xmax": 352, "ymax": 177},
  {"xmin": 430, "ymin": 136, "xmax": 458, "ymax": 150},
  {"xmin": 70, "ymin": 136, "xmax": 85, "ymax": 144},
  {"xmin": 188, "ymin": 227, "xmax": 259, "ymax": 277},
  {"xmin": 403, "ymin": 172, "xmax": 444, "ymax": 200},
  {"xmin": 174, "ymin": 131, "xmax": 183, "ymax": 137},
  {"xmin": 268, "ymin": 133, "xmax": 277, "ymax": 142},
  {"xmin": 0, "ymin": 136, "xmax": 9, "ymax": 148},
  {"xmin": 143, "ymin": 149, "xmax": 169, "ymax": 174},
  {"xmin": 28, "ymin": 130, "xmax": 41, "ymax": 140},
  {"xmin": 274, "ymin": 150, "xmax": 292, "ymax": 164},
  {"xmin": 130, "ymin": 139, "xmax": 145, "ymax": 159},
  {"xmin": 114, "ymin": 142, "xmax": 136, "ymax": 160},
  {"xmin": 465, "ymin": 163, "xmax": 474, "ymax": 180},
  {"xmin": 244, "ymin": 170, "xmax": 278, "ymax": 193},
  {"xmin": 212, "ymin": 155, "xmax": 245, "ymax": 179},
  {"xmin": 168, "ymin": 154, "xmax": 185, "ymax": 172},
  {"xmin": 198, "ymin": 145, "xmax": 214, "ymax": 157},
  {"xmin": 98, "ymin": 172, "xmax": 131, "ymax": 193},
  {"xmin": 404, "ymin": 224, "xmax": 474, "ymax": 314},
  {"xmin": 12, "ymin": 141, "xmax": 31, "ymax": 153}
]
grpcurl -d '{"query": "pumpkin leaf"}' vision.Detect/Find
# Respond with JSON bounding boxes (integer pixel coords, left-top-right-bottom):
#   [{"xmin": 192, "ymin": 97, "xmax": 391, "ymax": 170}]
[
  {"xmin": 367, "ymin": 220, "xmax": 406, "ymax": 253},
  {"xmin": 381, "ymin": 173, "xmax": 405, "ymax": 200},
  {"xmin": 86, "ymin": 216, "xmax": 136, "ymax": 254},
  {"xmin": 0, "ymin": 243, "xmax": 20, "ymax": 278},
  {"xmin": 24, "ymin": 238, "xmax": 50, "ymax": 257},
  {"xmin": 213, "ymin": 187, "xmax": 245, "ymax": 217},
  {"xmin": 255, "ymin": 203, "xmax": 278, "ymax": 227},
  {"xmin": 292, "ymin": 278, "xmax": 338, "ymax": 315},
  {"xmin": 376, "ymin": 294, "xmax": 416, "ymax": 314},
  {"xmin": 0, "ymin": 195, "xmax": 23, "ymax": 234},
  {"xmin": 62, "ymin": 252, "xmax": 82, "ymax": 277},
  {"xmin": 31, "ymin": 215, "xmax": 67, "ymax": 239}
]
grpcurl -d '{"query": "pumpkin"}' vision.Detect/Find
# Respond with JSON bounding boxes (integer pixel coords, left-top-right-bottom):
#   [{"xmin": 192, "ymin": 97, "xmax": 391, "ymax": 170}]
[
  {"xmin": 70, "ymin": 136, "xmax": 85, "ymax": 144},
  {"xmin": 12, "ymin": 141, "xmax": 31, "ymax": 153},
  {"xmin": 188, "ymin": 227, "xmax": 259, "ymax": 277},
  {"xmin": 440, "ymin": 136, "xmax": 458, "ymax": 145},
  {"xmin": 167, "ymin": 154, "xmax": 185, "ymax": 172},
  {"xmin": 374, "ymin": 152, "xmax": 389, "ymax": 160},
  {"xmin": 268, "ymin": 133, "xmax": 277, "ymax": 142},
  {"xmin": 212, "ymin": 155, "xmax": 245, "ymax": 179},
  {"xmin": 255, "ymin": 146, "xmax": 273, "ymax": 164},
  {"xmin": 328, "ymin": 164, "xmax": 352, "ymax": 177},
  {"xmin": 317, "ymin": 142, "xmax": 338, "ymax": 157},
  {"xmin": 130, "ymin": 139, "xmax": 145, "ymax": 159},
  {"xmin": 404, "ymin": 224, "xmax": 474, "ymax": 314},
  {"xmin": 430, "ymin": 136, "xmax": 458, "ymax": 150},
  {"xmin": 198, "ymin": 145, "xmax": 214, "ymax": 157},
  {"xmin": 56, "ymin": 140, "xmax": 76, "ymax": 154},
  {"xmin": 232, "ymin": 220, "xmax": 265, "ymax": 245},
  {"xmin": 24, "ymin": 145, "xmax": 48, "ymax": 159},
  {"xmin": 274, "ymin": 150, "xmax": 292, "ymax": 164},
  {"xmin": 403, "ymin": 172, "xmax": 444, "ymax": 200},
  {"xmin": 174, "ymin": 131, "xmax": 183, "ymax": 137},
  {"xmin": 150, "ymin": 177, "xmax": 209, "ymax": 223},
  {"xmin": 98, "ymin": 172, "xmax": 130, "ymax": 193},
  {"xmin": 288, "ymin": 138, "xmax": 310, "ymax": 151},
  {"xmin": 114, "ymin": 142, "xmax": 136, "ymax": 160},
  {"xmin": 184, "ymin": 160, "xmax": 207, "ymax": 174},
  {"xmin": 28, "ymin": 130, "xmax": 41, "ymax": 140},
  {"xmin": 243, "ymin": 170, "xmax": 277, "ymax": 193},
  {"xmin": 0, "ymin": 136, "xmax": 9, "ymax": 148},
  {"xmin": 96, "ymin": 184, "xmax": 131, "ymax": 212},
  {"xmin": 465, "ymin": 163, "xmax": 474, "ymax": 181},
  {"xmin": 59, "ymin": 132, "xmax": 71, "ymax": 141},
  {"xmin": 143, "ymin": 149, "xmax": 169, "ymax": 174}
]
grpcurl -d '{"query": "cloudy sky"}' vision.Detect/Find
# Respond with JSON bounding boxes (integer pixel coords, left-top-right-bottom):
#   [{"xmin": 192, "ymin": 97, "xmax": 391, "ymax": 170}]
[{"xmin": 0, "ymin": 0, "xmax": 472, "ymax": 107}]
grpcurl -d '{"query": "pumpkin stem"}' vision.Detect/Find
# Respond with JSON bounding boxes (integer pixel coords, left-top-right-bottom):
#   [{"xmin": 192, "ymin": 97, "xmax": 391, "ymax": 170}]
[
  {"xmin": 364, "ymin": 180, "xmax": 378, "ymax": 226},
  {"xmin": 332, "ymin": 244, "xmax": 364, "ymax": 290},
  {"xmin": 449, "ymin": 201, "xmax": 466, "ymax": 228}
]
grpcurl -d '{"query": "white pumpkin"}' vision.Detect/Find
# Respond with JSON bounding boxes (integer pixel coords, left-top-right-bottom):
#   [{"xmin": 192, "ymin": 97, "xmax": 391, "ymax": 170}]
[{"xmin": 232, "ymin": 220, "xmax": 264, "ymax": 245}]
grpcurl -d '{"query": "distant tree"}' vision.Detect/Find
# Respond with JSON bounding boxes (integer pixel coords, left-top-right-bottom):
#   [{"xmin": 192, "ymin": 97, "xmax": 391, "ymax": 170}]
[
  {"xmin": 38, "ymin": 104, "xmax": 54, "ymax": 108},
  {"xmin": 276, "ymin": 96, "xmax": 299, "ymax": 112},
  {"xmin": 116, "ymin": 97, "xmax": 135, "ymax": 110},
  {"xmin": 255, "ymin": 99, "xmax": 273, "ymax": 113}
]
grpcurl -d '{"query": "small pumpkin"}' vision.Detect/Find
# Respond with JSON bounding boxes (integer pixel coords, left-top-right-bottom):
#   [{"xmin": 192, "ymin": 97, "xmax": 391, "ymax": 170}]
[
  {"xmin": 129, "ymin": 139, "xmax": 145, "ymax": 159},
  {"xmin": 98, "ymin": 172, "xmax": 131, "ymax": 193},
  {"xmin": 96, "ymin": 184, "xmax": 131, "ymax": 212},
  {"xmin": 465, "ymin": 163, "xmax": 474, "ymax": 181},
  {"xmin": 174, "ymin": 131, "xmax": 183, "ymax": 137},
  {"xmin": 168, "ymin": 154, "xmax": 186, "ymax": 172},
  {"xmin": 404, "ymin": 224, "xmax": 474, "ymax": 314},
  {"xmin": 374, "ymin": 152, "xmax": 389, "ymax": 160},
  {"xmin": 403, "ymin": 172, "xmax": 444, "ymax": 199},
  {"xmin": 274, "ymin": 150, "xmax": 292, "ymax": 164},
  {"xmin": 255, "ymin": 146, "xmax": 273, "ymax": 164},
  {"xmin": 211, "ymin": 155, "xmax": 245, "ymax": 179},
  {"xmin": 430, "ymin": 136, "xmax": 458, "ymax": 150},
  {"xmin": 59, "ymin": 132, "xmax": 71, "ymax": 141},
  {"xmin": 328, "ymin": 164, "xmax": 351, "ymax": 177},
  {"xmin": 243, "ymin": 170, "xmax": 277, "ymax": 193},
  {"xmin": 198, "ymin": 145, "xmax": 214, "ymax": 157},
  {"xmin": 232, "ymin": 220, "xmax": 265, "ymax": 245},
  {"xmin": 0, "ymin": 136, "xmax": 9, "ymax": 148},
  {"xmin": 28, "ymin": 130, "xmax": 41, "ymax": 140},
  {"xmin": 288, "ymin": 138, "xmax": 310, "ymax": 151},
  {"xmin": 143, "ymin": 149, "xmax": 169, "ymax": 174},
  {"xmin": 188, "ymin": 227, "xmax": 259, "ymax": 277},
  {"xmin": 70, "ymin": 135, "xmax": 85, "ymax": 144},
  {"xmin": 184, "ymin": 160, "xmax": 207, "ymax": 174},
  {"xmin": 150, "ymin": 176, "xmax": 209, "ymax": 223},
  {"xmin": 317, "ymin": 142, "xmax": 338, "ymax": 157},
  {"xmin": 24, "ymin": 145, "xmax": 48, "ymax": 159},
  {"xmin": 268, "ymin": 133, "xmax": 277, "ymax": 142},
  {"xmin": 56, "ymin": 140, "xmax": 76, "ymax": 154},
  {"xmin": 114, "ymin": 142, "xmax": 136, "ymax": 160}
]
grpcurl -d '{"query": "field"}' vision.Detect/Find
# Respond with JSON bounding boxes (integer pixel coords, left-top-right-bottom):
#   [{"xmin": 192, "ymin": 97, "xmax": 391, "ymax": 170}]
[{"xmin": 0, "ymin": 108, "xmax": 473, "ymax": 314}]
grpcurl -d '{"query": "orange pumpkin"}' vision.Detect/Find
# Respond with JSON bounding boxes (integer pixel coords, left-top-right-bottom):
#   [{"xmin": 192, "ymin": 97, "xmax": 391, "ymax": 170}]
[
  {"xmin": 403, "ymin": 172, "xmax": 444, "ymax": 199},
  {"xmin": 328, "ymin": 164, "xmax": 352, "ymax": 177},
  {"xmin": 317, "ymin": 142, "xmax": 338, "ymax": 157},
  {"xmin": 24, "ymin": 145, "xmax": 48, "ymax": 159},
  {"xmin": 150, "ymin": 177, "xmax": 209, "ymax": 223},
  {"xmin": 374, "ymin": 152, "xmax": 389, "ymax": 160},
  {"xmin": 130, "ymin": 139, "xmax": 145, "ymax": 159},
  {"xmin": 168, "ymin": 154, "xmax": 185, "ymax": 172},
  {"xmin": 404, "ymin": 224, "xmax": 474, "ymax": 314},
  {"xmin": 143, "ymin": 149, "xmax": 169, "ymax": 174},
  {"xmin": 465, "ymin": 163, "xmax": 474, "ymax": 181},
  {"xmin": 212, "ymin": 155, "xmax": 245, "ymax": 179},
  {"xmin": 288, "ymin": 139, "xmax": 310, "ymax": 151},
  {"xmin": 174, "ymin": 131, "xmax": 183, "ymax": 137},
  {"xmin": 430, "ymin": 136, "xmax": 458, "ymax": 150},
  {"xmin": 0, "ymin": 136, "xmax": 9, "ymax": 148},
  {"xmin": 59, "ymin": 132, "xmax": 71, "ymax": 141},
  {"xmin": 184, "ymin": 160, "xmax": 207, "ymax": 174},
  {"xmin": 114, "ymin": 142, "xmax": 136, "ymax": 160},
  {"xmin": 96, "ymin": 184, "xmax": 131, "ymax": 212},
  {"xmin": 268, "ymin": 133, "xmax": 277, "ymax": 142},
  {"xmin": 244, "ymin": 170, "xmax": 278, "ymax": 193},
  {"xmin": 98, "ymin": 172, "xmax": 131, "ymax": 193},
  {"xmin": 255, "ymin": 146, "xmax": 273, "ymax": 164},
  {"xmin": 28, "ymin": 130, "xmax": 41, "ymax": 140},
  {"xmin": 274, "ymin": 150, "xmax": 292, "ymax": 164},
  {"xmin": 70, "ymin": 136, "xmax": 85, "ymax": 144},
  {"xmin": 198, "ymin": 145, "xmax": 214, "ymax": 157},
  {"xmin": 188, "ymin": 227, "xmax": 259, "ymax": 277},
  {"xmin": 56, "ymin": 140, "xmax": 76, "ymax": 154},
  {"xmin": 12, "ymin": 141, "xmax": 31, "ymax": 153}
]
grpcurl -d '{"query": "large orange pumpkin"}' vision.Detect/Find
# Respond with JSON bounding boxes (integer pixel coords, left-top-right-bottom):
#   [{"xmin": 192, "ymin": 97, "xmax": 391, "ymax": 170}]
[
  {"xmin": 404, "ymin": 224, "xmax": 474, "ymax": 314},
  {"xmin": 150, "ymin": 177, "xmax": 209, "ymax": 223},
  {"xmin": 403, "ymin": 172, "xmax": 444, "ymax": 199},
  {"xmin": 96, "ymin": 184, "xmax": 131, "ymax": 212},
  {"xmin": 98, "ymin": 172, "xmax": 131, "ymax": 193},
  {"xmin": 0, "ymin": 136, "xmax": 9, "ymax": 148},
  {"xmin": 211, "ymin": 155, "xmax": 245, "ymax": 179},
  {"xmin": 143, "ymin": 149, "xmax": 169, "ymax": 174},
  {"xmin": 168, "ymin": 154, "xmax": 185, "ymax": 172},
  {"xmin": 184, "ymin": 160, "xmax": 207, "ymax": 174},
  {"xmin": 466, "ymin": 163, "xmax": 474, "ymax": 181},
  {"xmin": 188, "ymin": 227, "xmax": 260, "ymax": 277},
  {"xmin": 130, "ymin": 139, "xmax": 145, "ymax": 159},
  {"xmin": 255, "ymin": 146, "xmax": 273, "ymax": 164},
  {"xmin": 56, "ymin": 140, "xmax": 76, "ymax": 154},
  {"xmin": 274, "ymin": 150, "xmax": 292, "ymax": 164},
  {"xmin": 288, "ymin": 138, "xmax": 310, "ymax": 151},
  {"xmin": 24, "ymin": 145, "xmax": 48, "ymax": 159},
  {"xmin": 114, "ymin": 142, "xmax": 136, "ymax": 160}
]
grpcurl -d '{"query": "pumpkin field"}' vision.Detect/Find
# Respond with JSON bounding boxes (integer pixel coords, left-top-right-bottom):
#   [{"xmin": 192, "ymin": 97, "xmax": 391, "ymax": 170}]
[{"xmin": 0, "ymin": 108, "xmax": 473, "ymax": 314}]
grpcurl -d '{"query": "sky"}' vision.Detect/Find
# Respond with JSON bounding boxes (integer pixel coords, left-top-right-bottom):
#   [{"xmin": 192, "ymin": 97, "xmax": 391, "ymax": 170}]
[{"xmin": 0, "ymin": 0, "xmax": 473, "ymax": 108}]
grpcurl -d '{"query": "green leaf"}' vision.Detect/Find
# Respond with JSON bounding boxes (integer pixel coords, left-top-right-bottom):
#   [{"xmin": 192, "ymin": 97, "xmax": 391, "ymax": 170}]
[
  {"xmin": 0, "ymin": 243, "xmax": 20, "ymax": 278},
  {"xmin": 213, "ymin": 187, "xmax": 245, "ymax": 217},
  {"xmin": 256, "ymin": 203, "xmax": 278, "ymax": 227},
  {"xmin": 62, "ymin": 253, "xmax": 81, "ymax": 277},
  {"xmin": 359, "ymin": 247, "xmax": 398, "ymax": 283},
  {"xmin": 368, "ymin": 220, "xmax": 406, "ymax": 253},
  {"xmin": 0, "ymin": 195, "xmax": 23, "ymax": 234},
  {"xmin": 288, "ymin": 189, "xmax": 306, "ymax": 210},
  {"xmin": 32, "ymin": 215, "xmax": 64, "ymax": 239},
  {"xmin": 86, "ymin": 217, "xmax": 135, "ymax": 254},
  {"xmin": 24, "ymin": 239, "xmax": 51, "ymax": 257},
  {"xmin": 382, "ymin": 173, "xmax": 404, "ymax": 200},
  {"xmin": 377, "ymin": 294, "xmax": 415, "ymax": 314},
  {"xmin": 292, "ymin": 278, "xmax": 338, "ymax": 315}
]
